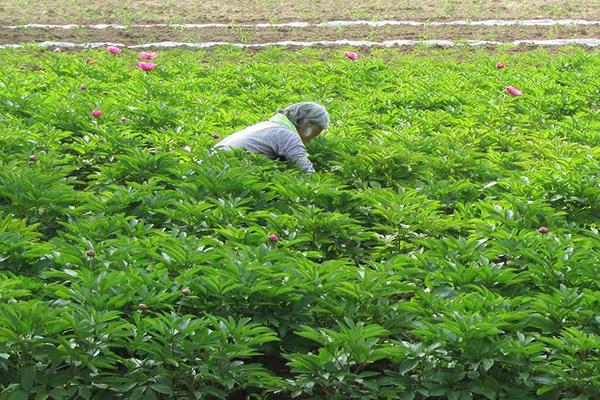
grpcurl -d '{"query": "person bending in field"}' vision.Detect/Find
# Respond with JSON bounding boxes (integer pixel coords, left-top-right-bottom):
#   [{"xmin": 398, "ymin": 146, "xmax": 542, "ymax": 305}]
[{"xmin": 214, "ymin": 102, "xmax": 329, "ymax": 173}]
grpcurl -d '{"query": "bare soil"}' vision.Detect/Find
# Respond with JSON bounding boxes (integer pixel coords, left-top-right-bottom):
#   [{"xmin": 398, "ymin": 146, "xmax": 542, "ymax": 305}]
[
  {"xmin": 1, "ymin": 0, "xmax": 598, "ymax": 25},
  {"xmin": 2, "ymin": 25, "xmax": 599, "ymax": 46}
]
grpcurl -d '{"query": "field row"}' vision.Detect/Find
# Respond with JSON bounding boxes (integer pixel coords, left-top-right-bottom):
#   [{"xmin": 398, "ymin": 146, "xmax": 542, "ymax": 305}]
[
  {"xmin": 1, "ymin": 0, "xmax": 599, "ymax": 25},
  {"xmin": 2, "ymin": 22, "xmax": 600, "ymax": 48},
  {"xmin": 1, "ymin": 46, "xmax": 599, "ymax": 399}
]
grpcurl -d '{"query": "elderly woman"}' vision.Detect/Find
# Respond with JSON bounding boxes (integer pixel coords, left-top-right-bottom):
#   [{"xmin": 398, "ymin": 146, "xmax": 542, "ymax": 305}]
[{"xmin": 214, "ymin": 102, "xmax": 329, "ymax": 173}]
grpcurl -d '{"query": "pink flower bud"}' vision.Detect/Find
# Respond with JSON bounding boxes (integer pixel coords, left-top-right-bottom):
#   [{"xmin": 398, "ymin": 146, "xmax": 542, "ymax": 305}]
[
  {"xmin": 86, "ymin": 248, "xmax": 96, "ymax": 257},
  {"xmin": 84, "ymin": 56, "xmax": 96, "ymax": 64},
  {"xmin": 182, "ymin": 287, "xmax": 191, "ymax": 296},
  {"xmin": 345, "ymin": 51, "xmax": 359, "ymax": 61},
  {"xmin": 29, "ymin": 155, "xmax": 38, "ymax": 162},
  {"xmin": 506, "ymin": 86, "xmax": 522, "ymax": 96},
  {"xmin": 92, "ymin": 109, "xmax": 102, "ymax": 118},
  {"xmin": 139, "ymin": 51, "xmax": 158, "ymax": 60},
  {"xmin": 137, "ymin": 62, "xmax": 156, "ymax": 71},
  {"xmin": 496, "ymin": 62, "xmax": 505, "ymax": 69},
  {"xmin": 268, "ymin": 234, "xmax": 279, "ymax": 242},
  {"xmin": 139, "ymin": 303, "xmax": 148, "ymax": 311},
  {"xmin": 53, "ymin": 47, "xmax": 61, "ymax": 53},
  {"xmin": 106, "ymin": 46, "xmax": 122, "ymax": 55},
  {"xmin": 538, "ymin": 226, "xmax": 549, "ymax": 234}
]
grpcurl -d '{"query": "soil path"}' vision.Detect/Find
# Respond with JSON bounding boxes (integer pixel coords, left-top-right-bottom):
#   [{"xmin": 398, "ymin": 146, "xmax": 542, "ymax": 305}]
[
  {"xmin": 2, "ymin": 25, "xmax": 599, "ymax": 46},
  {"xmin": 1, "ymin": 0, "xmax": 598, "ymax": 25}
]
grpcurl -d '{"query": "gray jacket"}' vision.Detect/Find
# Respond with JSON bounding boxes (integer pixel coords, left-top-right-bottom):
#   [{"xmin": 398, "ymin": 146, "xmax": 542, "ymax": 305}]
[{"xmin": 214, "ymin": 121, "xmax": 315, "ymax": 173}]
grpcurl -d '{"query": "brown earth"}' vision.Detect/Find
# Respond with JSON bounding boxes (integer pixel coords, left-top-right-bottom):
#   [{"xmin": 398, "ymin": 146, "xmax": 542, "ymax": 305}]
[
  {"xmin": 1, "ymin": 0, "xmax": 598, "ymax": 25},
  {"xmin": 2, "ymin": 25, "xmax": 599, "ymax": 46}
]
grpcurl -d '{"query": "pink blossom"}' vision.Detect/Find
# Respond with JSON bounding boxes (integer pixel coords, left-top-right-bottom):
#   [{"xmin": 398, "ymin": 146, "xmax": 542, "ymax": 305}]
[
  {"xmin": 84, "ymin": 56, "xmax": 96, "ymax": 64},
  {"xmin": 496, "ymin": 62, "xmax": 505, "ymax": 69},
  {"xmin": 29, "ymin": 155, "xmax": 38, "ymax": 162},
  {"xmin": 139, "ymin": 51, "xmax": 158, "ymax": 60},
  {"xmin": 106, "ymin": 46, "xmax": 122, "ymax": 55},
  {"xmin": 506, "ymin": 86, "xmax": 522, "ymax": 96},
  {"xmin": 137, "ymin": 62, "xmax": 156, "ymax": 71},
  {"xmin": 345, "ymin": 51, "xmax": 359, "ymax": 61},
  {"xmin": 92, "ymin": 109, "xmax": 102, "ymax": 118},
  {"xmin": 182, "ymin": 287, "xmax": 191, "ymax": 296},
  {"xmin": 268, "ymin": 234, "xmax": 279, "ymax": 242},
  {"xmin": 538, "ymin": 226, "xmax": 549, "ymax": 234},
  {"xmin": 86, "ymin": 248, "xmax": 96, "ymax": 257}
]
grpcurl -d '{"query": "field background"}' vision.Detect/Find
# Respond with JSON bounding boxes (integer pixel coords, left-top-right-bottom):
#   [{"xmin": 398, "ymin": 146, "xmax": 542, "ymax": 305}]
[
  {"xmin": 1, "ymin": 0, "xmax": 600, "ymax": 47},
  {"xmin": 1, "ymin": 1, "xmax": 600, "ymax": 400},
  {"xmin": 2, "ymin": 0, "xmax": 599, "ymax": 24}
]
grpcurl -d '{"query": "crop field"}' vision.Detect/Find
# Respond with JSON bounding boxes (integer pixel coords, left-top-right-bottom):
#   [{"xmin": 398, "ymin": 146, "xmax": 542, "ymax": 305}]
[{"xmin": 1, "ymin": 44, "xmax": 599, "ymax": 399}]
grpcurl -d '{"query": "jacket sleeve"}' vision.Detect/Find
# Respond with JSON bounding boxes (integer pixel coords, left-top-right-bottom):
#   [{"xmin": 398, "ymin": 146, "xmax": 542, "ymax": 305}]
[{"xmin": 272, "ymin": 128, "xmax": 315, "ymax": 173}]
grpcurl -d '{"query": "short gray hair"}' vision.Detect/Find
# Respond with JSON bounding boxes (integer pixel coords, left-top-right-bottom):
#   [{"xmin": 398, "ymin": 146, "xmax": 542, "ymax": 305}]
[{"xmin": 277, "ymin": 102, "xmax": 329, "ymax": 130}]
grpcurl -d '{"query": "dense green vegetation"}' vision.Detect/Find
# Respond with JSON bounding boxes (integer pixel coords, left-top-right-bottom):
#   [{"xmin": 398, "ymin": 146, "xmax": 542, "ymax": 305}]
[{"xmin": 0, "ymin": 45, "xmax": 599, "ymax": 399}]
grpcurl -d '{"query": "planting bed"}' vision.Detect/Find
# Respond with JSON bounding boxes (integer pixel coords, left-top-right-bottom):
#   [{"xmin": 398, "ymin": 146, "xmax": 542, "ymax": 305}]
[
  {"xmin": 0, "ymin": 46, "xmax": 599, "ymax": 399},
  {"xmin": 2, "ymin": 24, "xmax": 600, "ymax": 48}
]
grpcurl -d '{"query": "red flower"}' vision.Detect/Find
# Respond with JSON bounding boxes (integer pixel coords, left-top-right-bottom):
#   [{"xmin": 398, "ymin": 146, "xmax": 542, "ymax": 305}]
[
  {"xmin": 506, "ymin": 86, "xmax": 522, "ymax": 96},
  {"xmin": 107, "ymin": 46, "xmax": 122, "ymax": 55},
  {"xmin": 345, "ymin": 51, "xmax": 359, "ymax": 61},
  {"xmin": 137, "ymin": 62, "xmax": 156, "ymax": 71}
]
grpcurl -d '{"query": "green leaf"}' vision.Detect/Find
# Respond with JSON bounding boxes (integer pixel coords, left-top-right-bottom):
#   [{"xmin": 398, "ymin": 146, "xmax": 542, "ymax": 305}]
[
  {"xmin": 536, "ymin": 386, "xmax": 555, "ymax": 396},
  {"xmin": 20, "ymin": 366, "xmax": 35, "ymax": 392},
  {"xmin": 7, "ymin": 390, "xmax": 28, "ymax": 400},
  {"xmin": 150, "ymin": 383, "xmax": 173, "ymax": 395}
]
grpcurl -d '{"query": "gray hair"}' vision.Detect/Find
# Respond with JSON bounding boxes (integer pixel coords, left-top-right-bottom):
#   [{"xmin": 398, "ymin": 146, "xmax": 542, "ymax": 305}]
[{"xmin": 277, "ymin": 102, "xmax": 330, "ymax": 130}]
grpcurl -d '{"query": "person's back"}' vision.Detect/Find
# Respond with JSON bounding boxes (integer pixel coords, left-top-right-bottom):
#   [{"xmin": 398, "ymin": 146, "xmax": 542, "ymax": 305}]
[{"xmin": 214, "ymin": 102, "xmax": 329, "ymax": 173}]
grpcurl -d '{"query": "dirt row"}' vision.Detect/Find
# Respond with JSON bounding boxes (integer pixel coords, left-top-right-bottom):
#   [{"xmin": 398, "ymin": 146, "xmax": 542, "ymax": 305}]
[
  {"xmin": 1, "ymin": 0, "xmax": 599, "ymax": 25},
  {"xmin": 2, "ymin": 24, "xmax": 599, "ymax": 46}
]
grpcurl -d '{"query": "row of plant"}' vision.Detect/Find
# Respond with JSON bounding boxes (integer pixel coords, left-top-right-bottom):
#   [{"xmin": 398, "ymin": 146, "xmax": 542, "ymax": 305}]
[{"xmin": 0, "ymin": 45, "xmax": 599, "ymax": 399}]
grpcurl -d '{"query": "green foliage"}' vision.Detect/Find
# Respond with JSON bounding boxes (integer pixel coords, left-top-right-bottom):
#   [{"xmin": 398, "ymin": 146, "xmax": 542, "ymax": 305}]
[{"xmin": 0, "ymin": 46, "xmax": 599, "ymax": 399}]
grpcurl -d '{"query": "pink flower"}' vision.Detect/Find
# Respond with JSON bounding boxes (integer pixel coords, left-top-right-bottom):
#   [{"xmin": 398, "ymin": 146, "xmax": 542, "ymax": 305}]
[
  {"xmin": 137, "ymin": 62, "xmax": 156, "ymax": 71},
  {"xmin": 84, "ymin": 56, "xmax": 96, "ymax": 64},
  {"xmin": 182, "ymin": 287, "xmax": 191, "ymax": 296},
  {"xmin": 106, "ymin": 46, "xmax": 122, "ymax": 55},
  {"xmin": 86, "ymin": 248, "xmax": 96, "ymax": 257},
  {"xmin": 268, "ymin": 234, "xmax": 279, "ymax": 242},
  {"xmin": 92, "ymin": 109, "xmax": 102, "ymax": 118},
  {"xmin": 29, "ymin": 155, "xmax": 38, "ymax": 162},
  {"xmin": 496, "ymin": 62, "xmax": 505, "ymax": 69},
  {"xmin": 506, "ymin": 86, "xmax": 522, "ymax": 96},
  {"xmin": 345, "ymin": 51, "xmax": 359, "ymax": 61},
  {"xmin": 538, "ymin": 226, "xmax": 549, "ymax": 234},
  {"xmin": 139, "ymin": 51, "xmax": 158, "ymax": 60}
]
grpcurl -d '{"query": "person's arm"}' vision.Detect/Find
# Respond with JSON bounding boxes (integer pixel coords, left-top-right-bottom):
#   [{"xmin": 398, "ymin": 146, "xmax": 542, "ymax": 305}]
[{"xmin": 273, "ymin": 129, "xmax": 315, "ymax": 173}]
